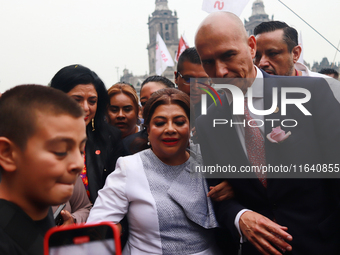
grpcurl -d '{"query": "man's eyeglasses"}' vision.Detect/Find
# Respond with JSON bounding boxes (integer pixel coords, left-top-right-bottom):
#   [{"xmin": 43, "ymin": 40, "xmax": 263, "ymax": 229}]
[{"xmin": 177, "ymin": 72, "xmax": 211, "ymax": 86}]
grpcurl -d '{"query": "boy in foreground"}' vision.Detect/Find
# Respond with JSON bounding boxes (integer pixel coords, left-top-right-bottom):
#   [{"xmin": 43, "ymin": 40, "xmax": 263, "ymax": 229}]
[{"xmin": 0, "ymin": 85, "xmax": 86, "ymax": 255}]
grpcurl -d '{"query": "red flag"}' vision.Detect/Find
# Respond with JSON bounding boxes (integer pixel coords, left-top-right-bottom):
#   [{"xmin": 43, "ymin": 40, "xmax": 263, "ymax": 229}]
[{"xmin": 175, "ymin": 35, "xmax": 190, "ymax": 63}]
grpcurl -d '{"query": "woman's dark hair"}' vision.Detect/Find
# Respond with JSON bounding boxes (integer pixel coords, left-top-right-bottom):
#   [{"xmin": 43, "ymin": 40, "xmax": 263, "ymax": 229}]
[
  {"xmin": 141, "ymin": 75, "xmax": 175, "ymax": 90},
  {"xmin": 50, "ymin": 65, "xmax": 109, "ymax": 139},
  {"xmin": 50, "ymin": 64, "xmax": 109, "ymax": 134},
  {"xmin": 143, "ymin": 88, "xmax": 194, "ymax": 128}
]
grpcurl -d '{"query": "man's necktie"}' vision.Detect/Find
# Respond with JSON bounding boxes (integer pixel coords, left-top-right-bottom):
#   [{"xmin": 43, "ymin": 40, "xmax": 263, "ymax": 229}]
[{"xmin": 244, "ymin": 98, "xmax": 267, "ymax": 187}]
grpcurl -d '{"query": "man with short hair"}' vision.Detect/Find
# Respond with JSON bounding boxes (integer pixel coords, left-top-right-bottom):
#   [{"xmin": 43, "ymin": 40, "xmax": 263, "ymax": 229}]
[
  {"xmin": 175, "ymin": 47, "xmax": 211, "ymax": 117},
  {"xmin": 254, "ymin": 21, "xmax": 301, "ymax": 77},
  {"xmin": 254, "ymin": 21, "xmax": 340, "ymax": 101},
  {"xmin": 0, "ymin": 85, "xmax": 86, "ymax": 254},
  {"xmin": 319, "ymin": 68, "xmax": 339, "ymax": 79},
  {"xmin": 195, "ymin": 12, "xmax": 340, "ymax": 255}
]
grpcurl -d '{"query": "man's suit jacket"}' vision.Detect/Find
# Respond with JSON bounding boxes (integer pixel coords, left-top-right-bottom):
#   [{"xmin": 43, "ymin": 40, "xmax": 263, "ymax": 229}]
[{"xmin": 196, "ymin": 70, "xmax": 340, "ymax": 254}]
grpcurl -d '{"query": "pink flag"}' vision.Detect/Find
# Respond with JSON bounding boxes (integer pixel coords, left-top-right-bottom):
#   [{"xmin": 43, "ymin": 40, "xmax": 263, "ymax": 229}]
[
  {"xmin": 156, "ymin": 32, "xmax": 174, "ymax": 75},
  {"xmin": 175, "ymin": 35, "xmax": 190, "ymax": 63},
  {"xmin": 202, "ymin": 0, "xmax": 250, "ymax": 16}
]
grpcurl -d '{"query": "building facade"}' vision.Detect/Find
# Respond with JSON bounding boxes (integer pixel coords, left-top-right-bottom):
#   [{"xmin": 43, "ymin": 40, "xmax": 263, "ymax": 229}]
[
  {"xmin": 119, "ymin": 68, "xmax": 148, "ymax": 94},
  {"xmin": 147, "ymin": 0, "xmax": 179, "ymax": 80},
  {"xmin": 311, "ymin": 57, "xmax": 339, "ymax": 74},
  {"xmin": 244, "ymin": 0, "xmax": 272, "ymax": 36}
]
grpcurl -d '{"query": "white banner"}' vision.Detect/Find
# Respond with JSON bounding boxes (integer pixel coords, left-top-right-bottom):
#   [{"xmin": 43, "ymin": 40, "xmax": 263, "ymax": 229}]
[
  {"xmin": 202, "ymin": 0, "xmax": 250, "ymax": 16},
  {"xmin": 155, "ymin": 32, "xmax": 174, "ymax": 75}
]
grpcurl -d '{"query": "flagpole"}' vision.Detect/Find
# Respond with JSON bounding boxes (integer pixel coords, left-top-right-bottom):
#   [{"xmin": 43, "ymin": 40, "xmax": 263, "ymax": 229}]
[
  {"xmin": 331, "ymin": 39, "xmax": 340, "ymax": 68},
  {"xmin": 278, "ymin": 0, "xmax": 340, "ymax": 54},
  {"xmin": 115, "ymin": 67, "xmax": 119, "ymax": 82}
]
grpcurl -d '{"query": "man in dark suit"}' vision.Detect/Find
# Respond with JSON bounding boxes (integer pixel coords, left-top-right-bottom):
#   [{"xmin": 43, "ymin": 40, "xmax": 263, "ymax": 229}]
[
  {"xmin": 253, "ymin": 20, "xmax": 340, "ymax": 103},
  {"xmin": 195, "ymin": 12, "xmax": 340, "ymax": 255}
]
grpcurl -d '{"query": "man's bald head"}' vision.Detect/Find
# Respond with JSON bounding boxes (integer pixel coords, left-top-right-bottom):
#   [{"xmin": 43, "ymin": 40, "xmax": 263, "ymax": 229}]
[
  {"xmin": 194, "ymin": 11, "xmax": 257, "ymax": 82},
  {"xmin": 196, "ymin": 12, "xmax": 248, "ymax": 44}
]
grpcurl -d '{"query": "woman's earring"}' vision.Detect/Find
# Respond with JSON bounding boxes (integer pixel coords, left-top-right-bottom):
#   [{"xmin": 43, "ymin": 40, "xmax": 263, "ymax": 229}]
[
  {"xmin": 92, "ymin": 118, "xmax": 95, "ymax": 131},
  {"xmin": 147, "ymin": 137, "xmax": 150, "ymax": 146}
]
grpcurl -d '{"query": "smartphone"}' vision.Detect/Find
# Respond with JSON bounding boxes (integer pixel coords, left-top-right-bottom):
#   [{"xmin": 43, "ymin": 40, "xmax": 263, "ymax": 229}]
[
  {"xmin": 53, "ymin": 204, "xmax": 66, "ymax": 226},
  {"xmin": 44, "ymin": 222, "xmax": 121, "ymax": 255}
]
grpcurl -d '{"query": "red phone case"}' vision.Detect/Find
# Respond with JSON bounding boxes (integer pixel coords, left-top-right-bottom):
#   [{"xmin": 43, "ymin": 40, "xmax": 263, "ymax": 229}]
[{"xmin": 44, "ymin": 221, "xmax": 121, "ymax": 255}]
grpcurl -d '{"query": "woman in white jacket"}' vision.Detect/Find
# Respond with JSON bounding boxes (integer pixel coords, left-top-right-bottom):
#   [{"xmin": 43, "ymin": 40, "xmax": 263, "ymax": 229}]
[{"xmin": 88, "ymin": 88, "xmax": 220, "ymax": 255}]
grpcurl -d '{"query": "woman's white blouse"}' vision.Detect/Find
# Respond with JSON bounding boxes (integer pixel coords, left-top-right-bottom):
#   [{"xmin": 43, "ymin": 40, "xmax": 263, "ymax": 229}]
[{"xmin": 87, "ymin": 149, "xmax": 219, "ymax": 255}]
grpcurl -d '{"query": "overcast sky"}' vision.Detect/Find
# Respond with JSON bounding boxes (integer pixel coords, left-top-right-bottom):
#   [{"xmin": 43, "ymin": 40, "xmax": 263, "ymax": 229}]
[{"xmin": 0, "ymin": 0, "xmax": 339, "ymax": 92}]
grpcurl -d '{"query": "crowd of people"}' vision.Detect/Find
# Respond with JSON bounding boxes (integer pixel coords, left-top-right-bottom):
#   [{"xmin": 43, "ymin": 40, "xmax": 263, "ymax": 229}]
[{"xmin": 0, "ymin": 11, "xmax": 339, "ymax": 255}]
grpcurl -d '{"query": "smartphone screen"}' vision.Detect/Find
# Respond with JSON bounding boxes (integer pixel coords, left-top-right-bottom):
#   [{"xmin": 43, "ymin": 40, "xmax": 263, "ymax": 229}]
[
  {"xmin": 49, "ymin": 239, "xmax": 115, "ymax": 255},
  {"xmin": 45, "ymin": 222, "xmax": 120, "ymax": 255}
]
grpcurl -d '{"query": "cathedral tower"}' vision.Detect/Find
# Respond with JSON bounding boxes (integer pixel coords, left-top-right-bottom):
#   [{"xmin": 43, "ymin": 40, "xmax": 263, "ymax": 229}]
[
  {"xmin": 147, "ymin": 0, "xmax": 179, "ymax": 79},
  {"xmin": 244, "ymin": 0, "xmax": 272, "ymax": 36}
]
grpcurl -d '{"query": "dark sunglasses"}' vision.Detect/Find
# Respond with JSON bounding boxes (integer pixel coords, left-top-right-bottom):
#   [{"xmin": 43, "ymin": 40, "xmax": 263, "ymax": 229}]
[{"xmin": 177, "ymin": 72, "xmax": 212, "ymax": 86}]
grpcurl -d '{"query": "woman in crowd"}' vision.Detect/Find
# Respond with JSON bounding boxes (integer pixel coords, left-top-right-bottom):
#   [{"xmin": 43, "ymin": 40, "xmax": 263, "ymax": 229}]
[
  {"xmin": 88, "ymin": 88, "xmax": 220, "ymax": 255},
  {"xmin": 139, "ymin": 75, "xmax": 175, "ymax": 113},
  {"xmin": 107, "ymin": 83, "xmax": 140, "ymax": 139},
  {"xmin": 123, "ymin": 75, "xmax": 175, "ymax": 154},
  {"xmin": 50, "ymin": 64, "xmax": 125, "ymax": 204}
]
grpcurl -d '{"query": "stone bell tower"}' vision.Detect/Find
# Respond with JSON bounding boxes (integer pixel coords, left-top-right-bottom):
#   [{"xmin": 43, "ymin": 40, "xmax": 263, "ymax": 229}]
[
  {"xmin": 147, "ymin": 0, "xmax": 179, "ymax": 80},
  {"xmin": 244, "ymin": 0, "xmax": 272, "ymax": 36}
]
